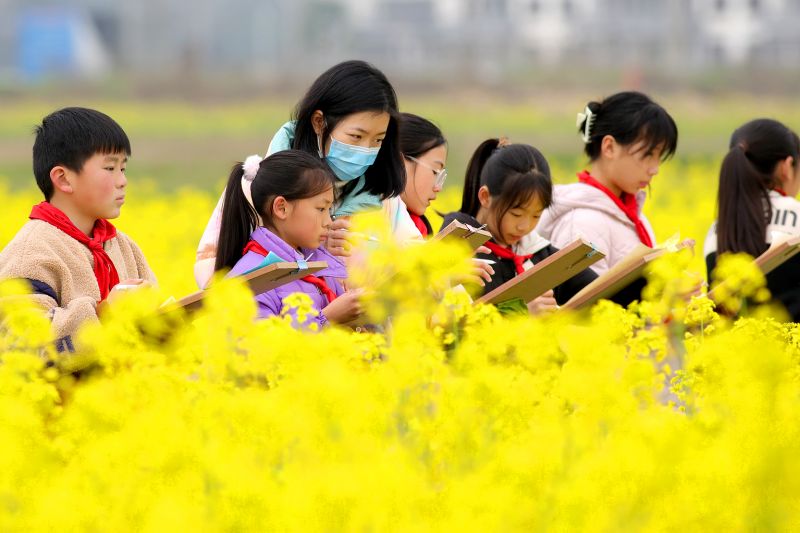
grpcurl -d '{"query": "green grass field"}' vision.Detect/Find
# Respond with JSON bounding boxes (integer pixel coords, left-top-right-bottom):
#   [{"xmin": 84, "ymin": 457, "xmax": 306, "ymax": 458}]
[{"xmin": 2, "ymin": 93, "xmax": 799, "ymax": 193}]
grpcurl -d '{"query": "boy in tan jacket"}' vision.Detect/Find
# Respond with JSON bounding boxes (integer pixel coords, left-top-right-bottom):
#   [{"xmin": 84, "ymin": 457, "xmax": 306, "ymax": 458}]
[{"xmin": 0, "ymin": 107, "xmax": 155, "ymax": 351}]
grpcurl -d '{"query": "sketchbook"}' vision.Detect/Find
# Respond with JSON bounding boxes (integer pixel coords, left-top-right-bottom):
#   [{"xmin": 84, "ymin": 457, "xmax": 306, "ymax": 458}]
[
  {"xmin": 477, "ymin": 239, "xmax": 603, "ymax": 305},
  {"xmin": 433, "ymin": 219, "xmax": 493, "ymax": 250},
  {"xmin": 562, "ymin": 242, "xmax": 686, "ymax": 310},
  {"xmin": 168, "ymin": 261, "xmax": 328, "ymax": 313},
  {"xmin": 754, "ymin": 235, "xmax": 800, "ymax": 275}
]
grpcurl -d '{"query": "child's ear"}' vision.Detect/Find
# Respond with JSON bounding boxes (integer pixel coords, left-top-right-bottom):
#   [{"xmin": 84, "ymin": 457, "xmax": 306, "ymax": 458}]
[
  {"xmin": 600, "ymin": 135, "xmax": 618, "ymax": 159},
  {"xmin": 778, "ymin": 156, "xmax": 795, "ymax": 185},
  {"xmin": 272, "ymin": 196, "xmax": 291, "ymax": 220},
  {"xmin": 311, "ymin": 110, "xmax": 325, "ymax": 136},
  {"xmin": 477, "ymin": 185, "xmax": 492, "ymax": 208},
  {"xmin": 50, "ymin": 165, "xmax": 74, "ymax": 194}
]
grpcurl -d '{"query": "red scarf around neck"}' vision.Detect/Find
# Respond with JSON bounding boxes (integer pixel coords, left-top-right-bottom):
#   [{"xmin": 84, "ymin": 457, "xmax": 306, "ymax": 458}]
[
  {"xmin": 484, "ymin": 241, "xmax": 532, "ymax": 275},
  {"xmin": 577, "ymin": 170, "xmax": 654, "ymax": 247},
  {"xmin": 29, "ymin": 202, "xmax": 119, "ymax": 301},
  {"xmin": 407, "ymin": 210, "xmax": 429, "ymax": 238},
  {"xmin": 242, "ymin": 240, "xmax": 337, "ymax": 304},
  {"xmin": 774, "ymin": 188, "xmax": 788, "ymax": 197}
]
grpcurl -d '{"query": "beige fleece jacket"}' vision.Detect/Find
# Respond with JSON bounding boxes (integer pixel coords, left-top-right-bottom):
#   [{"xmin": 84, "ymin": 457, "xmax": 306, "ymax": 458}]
[
  {"xmin": 0, "ymin": 220, "xmax": 155, "ymax": 343},
  {"xmin": 536, "ymin": 182, "xmax": 656, "ymax": 275}
]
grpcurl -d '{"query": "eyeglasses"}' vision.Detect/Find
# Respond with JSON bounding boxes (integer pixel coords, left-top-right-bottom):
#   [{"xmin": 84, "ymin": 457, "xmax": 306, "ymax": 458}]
[{"xmin": 405, "ymin": 155, "xmax": 447, "ymax": 188}]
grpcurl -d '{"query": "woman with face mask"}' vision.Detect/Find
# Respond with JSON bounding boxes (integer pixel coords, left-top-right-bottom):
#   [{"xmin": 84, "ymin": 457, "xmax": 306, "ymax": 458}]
[{"xmin": 195, "ymin": 60, "xmax": 405, "ymax": 288}]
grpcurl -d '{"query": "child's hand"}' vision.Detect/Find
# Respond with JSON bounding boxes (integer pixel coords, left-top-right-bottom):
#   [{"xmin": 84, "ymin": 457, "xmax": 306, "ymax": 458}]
[
  {"xmin": 679, "ymin": 238, "xmax": 697, "ymax": 257},
  {"xmin": 109, "ymin": 279, "xmax": 148, "ymax": 299},
  {"xmin": 679, "ymin": 271, "xmax": 707, "ymax": 301},
  {"xmin": 326, "ymin": 217, "xmax": 352, "ymax": 258},
  {"xmin": 98, "ymin": 279, "xmax": 149, "ymax": 315},
  {"xmin": 471, "ymin": 257, "xmax": 495, "ymax": 287},
  {"xmin": 322, "ymin": 288, "xmax": 365, "ymax": 324},
  {"xmin": 527, "ymin": 290, "xmax": 558, "ymax": 315},
  {"xmin": 453, "ymin": 246, "xmax": 496, "ymax": 287}
]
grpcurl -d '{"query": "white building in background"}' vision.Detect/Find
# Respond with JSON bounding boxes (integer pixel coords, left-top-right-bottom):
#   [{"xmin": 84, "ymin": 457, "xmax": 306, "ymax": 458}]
[
  {"xmin": 690, "ymin": 0, "xmax": 800, "ymax": 66},
  {"xmin": 0, "ymin": 0, "xmax": 799, "ymax": 82}
]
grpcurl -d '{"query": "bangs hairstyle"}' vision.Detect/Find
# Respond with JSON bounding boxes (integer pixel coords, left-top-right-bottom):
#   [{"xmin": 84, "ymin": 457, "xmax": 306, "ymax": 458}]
[
  {"xmin": 398, "ymin": 112, "xmax": 446, "ymax": 157},
  {"xmin": 579, "ymin": 91, "xmax": 678, "ymax": 163},
  {"xmin": 215, "ymin": 150, "xmax": 336, "ymax": 272},
  {"xmin": 717, "ymin": 118, "xmax": 800, "ymax": 257},
  {"xmin": 460, "ymin": 140, "xmax": 553, "ymax": 243},
  {"xmin": 291, "ymin": 60, "xmax": 405, "ymax": 201},
  {"xmin": 33, "ymin": 107, "xmax": 131, "ymax": 200}
]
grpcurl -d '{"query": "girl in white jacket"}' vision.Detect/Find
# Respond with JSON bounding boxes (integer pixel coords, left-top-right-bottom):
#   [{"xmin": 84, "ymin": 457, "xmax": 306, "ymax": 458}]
[
  {"xmin": 384, "ymin": 113, "xmax": 448, "ymax": 242},
  {"xmin": 704, "ymin": 118, "xmax": 800, "ymax": 320},
  {"xmin": 384, "ymin": 113, "xmax": 495, "ymax": 287},
  {"xmin": 536, "ymin": 91, "xmax": 678, "ymax": 275}
]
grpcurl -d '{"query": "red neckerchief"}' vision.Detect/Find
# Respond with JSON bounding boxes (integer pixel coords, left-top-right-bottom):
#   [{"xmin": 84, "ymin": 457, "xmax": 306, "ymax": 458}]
[
  {"xmin": 577, "ymin": 170, "xmax": 653, "ymax": 247},
  {"xmin": 407, "ymin": 210, "xmax": 429, "ymax": 238},
  {"xmin": 29, "ymin": 201, "xmax": 120, "ymax": 301},
  {"xmin": 484, "ymin": 241, "xmax": 532, "ymax": 275},
  {"xmin": 242, "ymin": 239, "xmax": 337, "ymax": 304},
  {"xmin": 774, "ymin": 188, "xmax": 788, "ymax": 197}
]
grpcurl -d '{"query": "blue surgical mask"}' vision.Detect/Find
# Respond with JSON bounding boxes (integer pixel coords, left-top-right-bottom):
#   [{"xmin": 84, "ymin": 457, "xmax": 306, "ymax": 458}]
[{"xmin": 323, "ymin": 137, "xmax": 380, "ymax": 182}]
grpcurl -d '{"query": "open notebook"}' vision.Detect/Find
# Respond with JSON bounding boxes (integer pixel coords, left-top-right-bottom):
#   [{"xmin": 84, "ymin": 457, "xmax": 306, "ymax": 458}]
[
  {"xmin": 478, "ymin": 239, "xmax": 603, "ymax": 305},
  {"xmin": 754, "ymin": 234, "xmax": 800, "ymax": 275},
  {"xmin": 165, "ymin": 261, "xmax": 328, "ymax": 314},
  {"xmin": 562, "ymin": 239, "xmax": 689, "ymax": 311},
  {"xmin": 432, "ymin": 219, "xmax": 493, "ymax": 250}
]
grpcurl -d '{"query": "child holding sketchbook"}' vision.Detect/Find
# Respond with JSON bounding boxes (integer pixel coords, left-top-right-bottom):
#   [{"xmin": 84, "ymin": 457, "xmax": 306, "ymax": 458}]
[
  {"xmin": 386, "ymin": 112, "xmax": 494, "ymax": 286},
  {"xmin": 196, "ymin": 60, "xmax": 406, "ymax": 288},
  {"xmin": 536, "ymin": 91, "xmax": 678, "ymax": 275},
  {"xmin": 214, "ymin": 150, "xmax": 363, "ymax": 329},
  {"xmin": 704, "ymin": 119, "xmax": 800, "ymax": 320},
  {"xmin": 441, "ymin": 139, "xmax": 597, "ymax": 312},
  {"xmin": 0, "ymin": 107, "xmax": 155, "ymax": 351}
]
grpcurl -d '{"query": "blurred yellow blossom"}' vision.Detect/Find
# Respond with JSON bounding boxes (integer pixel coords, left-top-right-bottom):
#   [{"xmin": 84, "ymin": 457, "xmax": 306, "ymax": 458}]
[{"xmin": 0, "ymin": 181, "xmax": 798, "ymax": 531}]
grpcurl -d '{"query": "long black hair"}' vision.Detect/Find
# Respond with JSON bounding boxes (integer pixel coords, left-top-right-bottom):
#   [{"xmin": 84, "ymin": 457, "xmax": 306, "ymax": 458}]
[
  {"xmin": 292, "ymin": 60, "xmax": 405, "ymax": 201},
  {"xmin": 460, "ymin": 139, "xmax": 553, "ymax": 243},
  {"xmin": 215, "ymin": 150, "xmax": 336, "ymax": 272},
  {"xmin": 717, "ymin": 118, "xmax": 800, "ymax": 257},
  {"xmin": 578, "ymin": 91, "xmax": 678, "ymax": 162}
]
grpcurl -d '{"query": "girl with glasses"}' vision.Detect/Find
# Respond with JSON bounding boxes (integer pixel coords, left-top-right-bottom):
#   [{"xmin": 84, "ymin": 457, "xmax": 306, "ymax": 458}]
[
  {"xmin": 384, "ymin": 113, "xmax": 495, "ymax": 287},
  {"xmin": 385, "ymin": 113, "xmax": 448, "ymax": 241}
]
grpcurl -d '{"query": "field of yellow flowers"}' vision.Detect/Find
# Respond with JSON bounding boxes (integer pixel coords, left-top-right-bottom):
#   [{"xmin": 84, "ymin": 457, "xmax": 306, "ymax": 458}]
[{"xmin": 3, "ymin": 124, "xmax": 800, "ymax": 528}]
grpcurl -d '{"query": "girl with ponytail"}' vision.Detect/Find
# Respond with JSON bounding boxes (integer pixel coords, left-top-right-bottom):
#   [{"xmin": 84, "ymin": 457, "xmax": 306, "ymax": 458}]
[
  {"xmin": 195, "ymin": 60, "xmax": 405, "ymax": 288},
  {"xmin": 537, "ymin": 91, "xmax": 678, "ymax": 275},
  {"xmin": 216, "ymin": 150, "xmax": 363, "ymax": 328},
  {"xmin": 440, "ymin": 139, "xmax": 597, "ymax": 312},
  {"xmin": 704, "ymin": 118, "xmax": 800, "ymax": 320}
]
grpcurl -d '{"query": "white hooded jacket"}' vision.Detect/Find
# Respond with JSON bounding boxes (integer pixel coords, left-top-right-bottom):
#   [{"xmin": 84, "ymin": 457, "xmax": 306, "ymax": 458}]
[{"xmin": 535, "ymin": 182, "xmax": 656, "ymax": 275}]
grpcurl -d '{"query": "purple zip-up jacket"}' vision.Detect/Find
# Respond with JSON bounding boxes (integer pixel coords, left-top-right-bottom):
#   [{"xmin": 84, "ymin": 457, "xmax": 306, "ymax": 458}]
[{"xmin": 228, "ymin": 226, "xmax": 347, "ymax": 328}]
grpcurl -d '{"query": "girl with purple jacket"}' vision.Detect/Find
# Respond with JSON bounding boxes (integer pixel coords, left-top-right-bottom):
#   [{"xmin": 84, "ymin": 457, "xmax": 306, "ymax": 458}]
[{"xmin": 215, "ymin": 150, "xmax": 363, "ymax": 328}]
